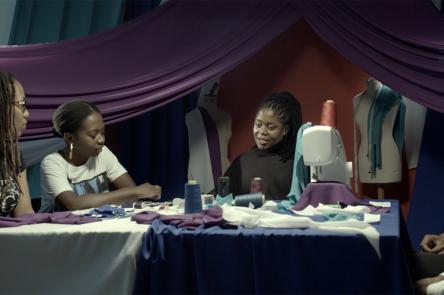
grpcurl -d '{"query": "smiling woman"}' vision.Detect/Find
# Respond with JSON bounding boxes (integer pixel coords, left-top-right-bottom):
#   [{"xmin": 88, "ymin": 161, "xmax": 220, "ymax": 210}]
[
  {"xmin": 0, "ymin": 70, "xmax": 34, "ymax": 217},
  {"xmin": 224, "ymin": 92, "xmax": 302, "ymax": 200},
  {"xmin": 39, "ymin": 100, "xmax": 161, "ymax": 212}
]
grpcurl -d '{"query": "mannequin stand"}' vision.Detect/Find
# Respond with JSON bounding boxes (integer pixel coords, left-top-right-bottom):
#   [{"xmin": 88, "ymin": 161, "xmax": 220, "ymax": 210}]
[{"xmin": 377, "ymin": 185, "xmax": 385, "ymax": 199}]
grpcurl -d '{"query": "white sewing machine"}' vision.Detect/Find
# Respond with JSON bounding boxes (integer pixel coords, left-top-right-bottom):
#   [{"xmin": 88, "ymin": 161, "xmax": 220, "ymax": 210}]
[{"xmin": 302, "ymin": 125, "xmax": 353, "ymax": 187}]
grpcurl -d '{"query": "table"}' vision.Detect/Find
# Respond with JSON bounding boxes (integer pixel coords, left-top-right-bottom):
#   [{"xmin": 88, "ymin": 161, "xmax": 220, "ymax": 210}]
[
  {"xmin": 134, "ymin": 200, "xmax": 414, "ymax": 294},
  {"xmin": 0, "ymin": 216, "xmax": 148, "ymax": 295}
]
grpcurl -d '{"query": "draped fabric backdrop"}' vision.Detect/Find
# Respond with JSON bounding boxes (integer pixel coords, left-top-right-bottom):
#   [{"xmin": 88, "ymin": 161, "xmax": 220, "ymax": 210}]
[
  {"xmin": 1, "ymin": 0, "xmax": 444, "ymax": 240},
  {"xmin": 113, "ymin": 0, "xmax": 197, "ymax": 200},
  {"xmin": 0, "ymin": 0, "xmax": 16, "ymax": 43},
  {"xmin": 5, "ymin": 0, "xmax": 126, "ymax": 201},
  {"xmin": 0, "ymin": 0, "xmax": 443, "ymax": 140},
  {"xmin": 4, "ymin": 0, "xmax": 197, "ymax": 202},
  {"xmin": 408, "ymin": 109, "xmax": 444, "ymax": 250}
]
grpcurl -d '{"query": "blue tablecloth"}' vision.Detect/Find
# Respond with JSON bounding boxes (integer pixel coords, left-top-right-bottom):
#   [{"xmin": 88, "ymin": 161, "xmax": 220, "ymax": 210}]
[{"xmin": 134, "ymin": 200, "xmax": 413, "ymax": 294}]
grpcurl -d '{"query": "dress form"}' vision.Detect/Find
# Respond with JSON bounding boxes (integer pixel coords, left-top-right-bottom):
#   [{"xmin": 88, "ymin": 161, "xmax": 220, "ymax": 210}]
[
  {"xmin": 353, "ymin": 78, "xmax": 403, "ymax": 197},
  {"xmin": 186, "ymin": 79, "xmax": 232, "ymax": 193},
  {"xmin": 197, "ymin": 81, "xmax": 232, "ymax": 174}
]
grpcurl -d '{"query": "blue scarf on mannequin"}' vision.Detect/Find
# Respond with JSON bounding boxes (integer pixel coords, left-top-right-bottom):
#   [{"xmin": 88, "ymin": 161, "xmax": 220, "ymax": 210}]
[{"xmin": 367, "ymin": 85, "xmax": 405, "ymax": 178}]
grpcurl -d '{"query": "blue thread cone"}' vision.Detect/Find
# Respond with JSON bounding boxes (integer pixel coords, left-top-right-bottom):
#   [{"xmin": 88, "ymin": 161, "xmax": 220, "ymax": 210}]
[
  {"xmin": 234, "ymin": 192, "xmax": 264, "ymax": 208},
  {"xmin": 184, "ymin": 181, "xmax": 202, "ymax": 214}
]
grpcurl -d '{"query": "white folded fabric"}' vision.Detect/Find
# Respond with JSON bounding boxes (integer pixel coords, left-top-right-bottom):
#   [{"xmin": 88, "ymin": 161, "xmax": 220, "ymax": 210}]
[{"xmin": 222, "ymin": 205, "xmax": 381, "ymax": 258}]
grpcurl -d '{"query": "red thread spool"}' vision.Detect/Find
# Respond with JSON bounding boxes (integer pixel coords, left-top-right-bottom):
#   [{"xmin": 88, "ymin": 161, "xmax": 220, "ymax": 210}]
[
  {"xmin": 320, "ymin": 99, "xmax": 337, "ymax": 128},
  {"xmin": 250, "ymin": 177, "xmax": 264, "ymax": 193}
]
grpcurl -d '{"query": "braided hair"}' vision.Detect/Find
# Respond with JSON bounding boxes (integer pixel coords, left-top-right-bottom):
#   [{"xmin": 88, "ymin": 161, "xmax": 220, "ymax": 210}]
[
  {"xmin": 256, "ymin": 91, "xmax": 302, "ymax": 161},
  {"xmin": 0, "ymin": 71, "xmax": 21, "ymax": 185}
]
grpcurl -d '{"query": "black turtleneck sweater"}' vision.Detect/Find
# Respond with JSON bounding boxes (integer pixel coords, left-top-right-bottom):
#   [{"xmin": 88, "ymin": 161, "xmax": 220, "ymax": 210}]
[{"xmin": 224, "ymin": 145, "xmax": 294, "ymax": 200}]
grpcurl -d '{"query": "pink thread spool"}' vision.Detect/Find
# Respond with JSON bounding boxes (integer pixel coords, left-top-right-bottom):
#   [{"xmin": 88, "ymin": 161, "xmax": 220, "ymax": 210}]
[
  {"xmin": 320, "ymin": 99, "xmax": 337, "ymax": 128},
  {"xmin": 250, "ymin": 177, "xmax": 264, "ymax": 193}
]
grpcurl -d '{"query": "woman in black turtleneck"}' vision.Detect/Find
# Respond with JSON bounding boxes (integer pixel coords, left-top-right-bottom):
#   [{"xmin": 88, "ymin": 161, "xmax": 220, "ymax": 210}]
[{"xmin": 224, "ymin": 92, "xmax": 302, "ymax": 200}]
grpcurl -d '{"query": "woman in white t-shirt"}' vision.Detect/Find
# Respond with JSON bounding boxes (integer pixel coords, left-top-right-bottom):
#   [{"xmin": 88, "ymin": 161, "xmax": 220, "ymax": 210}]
[{"xmin": 40, "ymin": 100, "xmax": 161, "ymax": 212}]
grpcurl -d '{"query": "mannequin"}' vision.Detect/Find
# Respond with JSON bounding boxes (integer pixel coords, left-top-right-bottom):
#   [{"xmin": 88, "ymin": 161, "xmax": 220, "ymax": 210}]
[
  {"xmin": 186, "ymin": 78, "xmax": 232, "ymax": 193},
  {"xmin": 404, "ymin": 97, "xmax": 426, "ymax": 169},
  {"xmin": 353, "ymin": 78, "xmax": 405, "ymax": 196}
]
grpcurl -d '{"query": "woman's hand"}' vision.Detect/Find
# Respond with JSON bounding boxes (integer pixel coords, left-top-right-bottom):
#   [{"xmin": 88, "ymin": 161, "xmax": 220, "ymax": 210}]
[
  {"xmin": 134, "ymin": 183, "xmax": 162, "ymax": 200},
  {"xmin": 421, "ymin": 233, "xmax": 444, "ymax": 254}
]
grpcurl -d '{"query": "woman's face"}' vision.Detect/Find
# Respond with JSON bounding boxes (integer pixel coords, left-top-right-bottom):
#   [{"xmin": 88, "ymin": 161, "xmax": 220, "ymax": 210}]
[
  {"xmin": 72, "ymin": 111, "xmax": 105, "ymax": 158},
  {"xmin": 253, "ymin": 108, "xmax": 286, "ymax": 150},
  {"xmin": 12, "ymin": 80, "xmax": 29, "ymax": 138}
]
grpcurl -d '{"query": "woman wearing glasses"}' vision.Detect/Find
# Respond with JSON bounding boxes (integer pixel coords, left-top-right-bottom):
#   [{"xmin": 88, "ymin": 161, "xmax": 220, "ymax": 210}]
[{"xmin": 0, "ymin": 70, "xmax": 34, "ymax": 216}]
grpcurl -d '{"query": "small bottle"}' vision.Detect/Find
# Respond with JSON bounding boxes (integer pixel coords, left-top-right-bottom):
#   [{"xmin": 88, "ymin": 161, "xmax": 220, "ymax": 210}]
[
  {"xmin": 250, "ymin": 177, "xmax": 264, "ymax": 193},
  {"xmin": 216, "ymin": 176, "xmax": 230, "ymax": 197}
]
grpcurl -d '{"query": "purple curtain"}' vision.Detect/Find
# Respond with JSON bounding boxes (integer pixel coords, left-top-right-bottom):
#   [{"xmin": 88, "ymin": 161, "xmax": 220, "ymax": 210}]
[
  {"xmin": 302, "ymin": 1, "xmax": 444, "ymax": 112},
  {"xmin": 0, "ymin": 0, "xmax": 300, "ymax": 140},
  {"xmin": 0, "ymin": 0, "xmax": 443, "ymax": 140}
]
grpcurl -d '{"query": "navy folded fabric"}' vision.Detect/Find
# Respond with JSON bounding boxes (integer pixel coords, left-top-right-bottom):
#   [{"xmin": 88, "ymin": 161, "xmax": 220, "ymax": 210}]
[
  {"xmin": 132, "ymin": 206, "xmax": 223, "ymax": 229},
  {"xmin": 86, "ymin": 205, "xmax": 126, "ymax": 218}
]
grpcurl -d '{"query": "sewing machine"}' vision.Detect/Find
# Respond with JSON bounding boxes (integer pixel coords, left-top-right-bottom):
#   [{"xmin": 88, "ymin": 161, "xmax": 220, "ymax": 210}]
[{"xmin": 302, "ymin": 125, "xmax": 353, "ymax": 187}]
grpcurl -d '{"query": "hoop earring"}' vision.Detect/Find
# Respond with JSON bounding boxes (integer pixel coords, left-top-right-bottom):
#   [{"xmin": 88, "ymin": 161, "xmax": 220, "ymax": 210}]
[{"xmin": 69, "ymin": 143, "xmax": 73, "ymax": 161}]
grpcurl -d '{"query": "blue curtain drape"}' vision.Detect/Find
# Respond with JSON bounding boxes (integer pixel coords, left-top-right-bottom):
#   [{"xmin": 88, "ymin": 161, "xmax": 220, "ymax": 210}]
[
  {"xmin": 9, "ymin": 0, "xmax": 124, "ymax": 44},
  {"xmin": 0, "ymin": 0, "xmax": 17, "ymax": 44},
  {"xmin": 116, "ymin": 0, "xmax": 195, "ymax": 200},
  {"xmin": 114, "ymin": 93, "xmax": 197, "ymax": 200},
  {"xmin": 407, "ymin": 109, "xmax": 444, "ymax": 250}
]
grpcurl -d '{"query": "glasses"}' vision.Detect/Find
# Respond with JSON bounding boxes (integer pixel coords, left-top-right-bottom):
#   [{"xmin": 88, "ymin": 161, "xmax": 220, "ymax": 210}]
[{"xmin": 9, "ymin": 100, "xmax": 27, "ymax": 112}]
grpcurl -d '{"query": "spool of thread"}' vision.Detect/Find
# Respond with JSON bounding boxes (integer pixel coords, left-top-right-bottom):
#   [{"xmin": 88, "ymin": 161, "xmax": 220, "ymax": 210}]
[
  {"xmin": 250, "ymin": 177, "xmax": 264, "ymax": 193},
  {"xmin": 184, "ymin": 180, "xmax": 202, "ymax": 214},
  {"xmin": 201, "ymin": 194, "xmax": 215, "ymax": 208},
  {"xmin": 234, "ymin": 192, "xmax": 265, "ymax": 209},
  {"xmin": 320, "ymin": 99, "xmax": 337, "ymax": 128},
  {"xmin": 216, "ymin": 176, "xmax": 230, "ymax": 197}
]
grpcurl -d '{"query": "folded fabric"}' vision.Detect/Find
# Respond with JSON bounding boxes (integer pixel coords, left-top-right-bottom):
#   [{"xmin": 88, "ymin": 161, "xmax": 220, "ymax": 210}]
[
  {"xmin": 222, "ymin": 205, "xmax": 381, "ymax": 258},
  {"xmin": 215, "ymin": 194, "xmax": 233, "ymax": 206},
  {"xmin": 292, "ymin": 182, "xmax": 390, "ymax": 214},
  {"xmin": 0, "ymin": 211, "xmax": 100, "ymax": 227},
  {"xmin": 86, "ymin": 205, "xmax": 126, "ymax": 218},
  {"xmin": 132, "ymin": 206, "xmax": 224, "ymax": 229},
  {"xmin": 322, "ymin": 213, "xmax": 360, "ymax": 221}
]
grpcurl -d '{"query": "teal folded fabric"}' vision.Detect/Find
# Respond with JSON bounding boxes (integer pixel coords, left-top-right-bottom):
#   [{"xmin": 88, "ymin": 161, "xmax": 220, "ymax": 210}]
[
  {"xmin": 322, "ymin": 213, "xmax": 360, "ymax": 221},
  {"xmin": 277, "ymin": 122, "xmax": 312, "ymax": 212},
  {"xmin": 367, "ymin": 85, "xmax": 405, "ymax": 178},
  {"xmin": 287, "ymin": 122, "xmax": 312, "ymax": 202},
  {"xmin": 215, "ymin": 194, "xmax": 233, "ymax": 206}
]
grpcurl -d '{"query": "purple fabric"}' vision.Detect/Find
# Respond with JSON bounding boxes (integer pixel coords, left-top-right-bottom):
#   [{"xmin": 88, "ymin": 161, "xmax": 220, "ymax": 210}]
[
  {"xmin": 199, "ymin": 107, "xmax": 222, "ymax": 186},
  {"xmin": 0, "ymin": 0, "xmax": 442, "ymax": 140},
  {"xmin": 0, "ymin": 211, "xmax": 100, "ymax": 227},
  {"xmin": 131, "ymin": 206, "xmax": 223, "ymax": 229},
  {"xmin": 293, "ymin": 182, "xmax": 361, "ymax": 210},
  {"xmin": 301, "ymin": 1, "xmax": 444, "ymax": 112},
  {"xmin": 0, "ymin": 1, "xmax": 299, "ymax": 140},
  {"xmin": 293, "ymin": 182, "xmax": 390, "ymax": 214}
]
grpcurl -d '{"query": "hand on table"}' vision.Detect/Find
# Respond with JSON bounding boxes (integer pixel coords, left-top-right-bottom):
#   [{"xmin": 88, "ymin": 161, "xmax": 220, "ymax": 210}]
[
  {"xmin": 421, "ymin": 233, "xmax": 444, "ymax": 254},
  {"xmin": 134, "ymin": 183, "xmax": 162, "ymax": 201}
]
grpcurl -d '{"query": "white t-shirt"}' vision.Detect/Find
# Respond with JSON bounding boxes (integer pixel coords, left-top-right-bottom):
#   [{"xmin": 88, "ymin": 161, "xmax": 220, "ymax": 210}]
[
  {"xmin": 39, "ymin": 146, "xmax": 127, "ymax": 212},
  {"xmin": 427, "ymin": 272, "xmax": 444, "ymax": 295}
]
